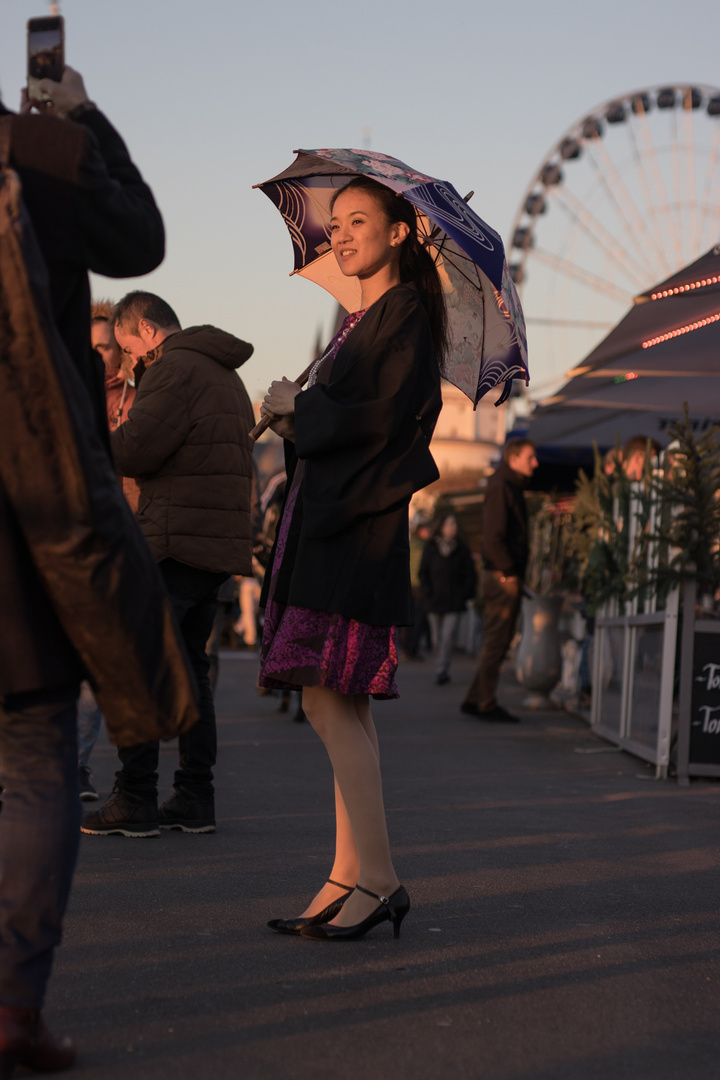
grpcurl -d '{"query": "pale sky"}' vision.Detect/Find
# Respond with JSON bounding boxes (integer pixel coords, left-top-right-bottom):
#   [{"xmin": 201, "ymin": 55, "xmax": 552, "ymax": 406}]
[{"xmin": 1, "ymin": 0, "xmax": 718, "ymax": 402}]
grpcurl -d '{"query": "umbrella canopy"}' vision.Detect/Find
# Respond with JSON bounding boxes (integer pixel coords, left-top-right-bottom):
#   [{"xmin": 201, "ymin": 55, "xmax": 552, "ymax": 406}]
[
  {"xmin": 256, "ymin": 148, "xmax": 528, "ymax": 406},
  {"xmin": 529, "ymin": 245, "xmax": 720, "ymax": 449}
]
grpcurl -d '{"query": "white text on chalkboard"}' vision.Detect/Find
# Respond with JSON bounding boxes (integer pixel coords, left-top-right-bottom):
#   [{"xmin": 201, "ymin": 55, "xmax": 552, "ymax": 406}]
[
  {"xmin": 696, "ymin": 663, "xmax": 720, "ymax": 691},
  {"xmin": 696, "ymin": 705, "xmax": 720, "ymax": 732}
]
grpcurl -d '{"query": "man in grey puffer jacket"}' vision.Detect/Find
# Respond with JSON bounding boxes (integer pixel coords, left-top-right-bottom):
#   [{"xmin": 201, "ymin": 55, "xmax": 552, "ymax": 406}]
[{"xmin": 82, "ymin": 291, "xmax": 255, "ymax": 837}]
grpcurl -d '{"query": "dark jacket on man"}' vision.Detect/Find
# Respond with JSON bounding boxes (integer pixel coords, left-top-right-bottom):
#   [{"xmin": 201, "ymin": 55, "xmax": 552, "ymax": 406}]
[
  {"xmin": 112, "ymin": 326, "xmax": 255, "ymax": 576},
  {"xmin": 0, "ymin": 106, "xmax": 165, "ymax": 701},
  {"xmin": 481, "ymin": 461, "xmax": 529, "ymax": 578}
]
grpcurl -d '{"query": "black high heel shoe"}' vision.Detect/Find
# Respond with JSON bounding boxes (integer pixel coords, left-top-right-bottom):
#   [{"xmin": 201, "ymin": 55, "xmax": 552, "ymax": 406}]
[
  {"xmin": 267, "ymin": 879, "xmax": 354, "ymax": 935},
  {"xmin": 300, "ymin": 884, "xmax": 410, "ymax": 941}
]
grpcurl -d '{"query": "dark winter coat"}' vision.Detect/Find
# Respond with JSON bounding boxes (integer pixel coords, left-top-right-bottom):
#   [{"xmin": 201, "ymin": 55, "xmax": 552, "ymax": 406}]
[
  {"xmin": 419, "ymin": 538, "xmax": 477, "ymax": 614},
  {"xmin": 0, "ymin": 105, "xmax": 164, "ymax": 450},
  {"xmin": 481, "ymin": 461, "xmax": 529, "ymax": 577},
  {"xmin": 1, "ymin": 110, "xmax": 199, "ymax": 746},
  {"xmin": 0, "ymin": 106, "xmax": 166, "ymax": 702},
  {"xmin": 265, "ymin": 283, "xmax": 442, "ymax": 626},
  {"xmin": 112, "ymin": 326, "xmax": 255, "ymax": 576}
]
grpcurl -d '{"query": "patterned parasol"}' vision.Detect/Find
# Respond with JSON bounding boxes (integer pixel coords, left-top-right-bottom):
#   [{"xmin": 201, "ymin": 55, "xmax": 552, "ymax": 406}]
[{"xmin": 256, "ymin": 148, "xmax": 529, "ymax": 406}]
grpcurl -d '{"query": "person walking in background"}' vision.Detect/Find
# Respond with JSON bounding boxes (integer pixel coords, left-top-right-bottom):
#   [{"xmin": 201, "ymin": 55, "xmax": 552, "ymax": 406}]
[
  {"xmin": 81, "ymin": 291, "xmax": 255, "ymax": 837},
  {"xmin": 461, "ymin": 439, "xmax": 538, "ymax": 723},
  {"xmin": 402, "ymin": 516, "xmax": 432, "ymax": 660},
  {"xmin": 260, "ymin": 175, "xmax": 445, "ymax": 941},
  {"xmin": 206, "ymin": 576, "xmax": 238, "ymax": 697},
  {"xmin": 235, "ymin": 575, "xmax": 262, "ymax": 649},
  {"xmin": 0, "ymin": 66, "xmax": 165, "ymax": 1072},
  {"xmin": 420, "ymin": 512, "xmax": 476, "ymax": 685},
  {"xmin": 76, "ymin": 679, "xmax": 102, "ymax": 803}
]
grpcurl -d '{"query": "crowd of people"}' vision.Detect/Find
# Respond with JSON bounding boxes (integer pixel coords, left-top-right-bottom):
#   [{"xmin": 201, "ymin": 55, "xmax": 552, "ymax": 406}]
[{"xmin": 0, "ymin": 63, "xmax": 544, "ymax": 1073}]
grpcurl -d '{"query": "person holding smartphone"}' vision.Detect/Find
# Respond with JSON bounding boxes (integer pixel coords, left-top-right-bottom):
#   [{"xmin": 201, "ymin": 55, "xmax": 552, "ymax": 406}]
[{"xmin": 0, "ymin": 55, "xmax": 165, "ymax": 1072}]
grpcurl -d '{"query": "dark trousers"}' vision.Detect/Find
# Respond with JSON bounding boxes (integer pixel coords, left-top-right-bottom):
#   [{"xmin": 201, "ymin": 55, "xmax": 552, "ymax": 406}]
[
  {"xmin": 0, "ymin": 688, "xmax": 80, "ymax": 1007},
  {"xmin": 403, "ymin": 590, "xmax": 431, "ymax": 657},
  {"xmin": 463, "ymin": 571, "xmax": 522, "ymax": 712},
  {"xmin": 118, "ymin": 558, "xmax": 228, "ymax": 800}
]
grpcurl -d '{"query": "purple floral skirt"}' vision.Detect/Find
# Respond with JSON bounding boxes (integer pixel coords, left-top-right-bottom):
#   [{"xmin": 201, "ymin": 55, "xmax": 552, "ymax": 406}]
[{"xmin": 258, "ymin": 483, "xmax": 399, "ymax": 700}]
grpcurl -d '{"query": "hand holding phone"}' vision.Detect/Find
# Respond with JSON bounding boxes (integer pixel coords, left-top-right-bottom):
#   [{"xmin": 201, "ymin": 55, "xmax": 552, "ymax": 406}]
[
  {"xmin": 27, "ymin": 15, "xmax": 64, "ymax": 102},
  {"xmin": 30, "ymin": 67, "xmax": 91, "ymax": 119}
]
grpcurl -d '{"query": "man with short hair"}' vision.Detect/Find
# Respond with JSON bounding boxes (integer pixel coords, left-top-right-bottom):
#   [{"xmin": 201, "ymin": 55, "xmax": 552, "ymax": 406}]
[
  {"xmin": 461, "ymin": 439, "xmax": 538, "ymax": 723},
  {"xmin": 82, "ymin": 291, "xmax": 255, "ymax": 837}
]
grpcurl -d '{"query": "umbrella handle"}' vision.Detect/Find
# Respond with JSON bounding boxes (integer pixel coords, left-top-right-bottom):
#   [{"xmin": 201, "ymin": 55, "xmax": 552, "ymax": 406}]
[{"xmin": 249, "ymin": 359, "xmax": 316, "ymax": 441}]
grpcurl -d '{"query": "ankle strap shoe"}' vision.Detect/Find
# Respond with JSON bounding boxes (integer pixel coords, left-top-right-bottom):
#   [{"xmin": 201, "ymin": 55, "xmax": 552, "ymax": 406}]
[
  {"xmin": 268, "ymin": 879, "xmax": 354, "ymax": 935},
  {"xmin": 300, "ymin": 884, "xmax": 410, "ymax": 941}
]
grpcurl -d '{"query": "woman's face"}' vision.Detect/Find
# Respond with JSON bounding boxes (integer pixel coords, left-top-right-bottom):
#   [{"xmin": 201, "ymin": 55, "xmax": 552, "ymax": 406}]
[
  {"xmin": 440, "ymin": 515, "xmax": 457, "ymax": 540},
  {"xmin": 330, "ymin": 188, "xmax": 408, "ymax": 280}
]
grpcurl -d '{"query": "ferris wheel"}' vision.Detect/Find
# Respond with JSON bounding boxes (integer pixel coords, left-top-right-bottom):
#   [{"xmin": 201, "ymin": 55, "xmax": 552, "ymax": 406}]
[{"xmin": 509, "ymin": 84, "xmax": 720, "ymax": 400}]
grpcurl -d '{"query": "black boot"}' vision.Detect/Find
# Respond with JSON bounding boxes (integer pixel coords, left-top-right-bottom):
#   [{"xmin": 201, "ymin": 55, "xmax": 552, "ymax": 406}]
[
  {"xmin": 81, "ymin": 779, "xmax": 159, "ymax": 837},
  {"xmin": 78, "ymin": 765, "xmax": 99, "ymax": 802},
  {"xmin": 158, "ymin": 787, "xmax": 216, "ymax": 834},
  {"xmin": 0, "ymin": 1007, "xmax": 76, "ymax": 1074}
]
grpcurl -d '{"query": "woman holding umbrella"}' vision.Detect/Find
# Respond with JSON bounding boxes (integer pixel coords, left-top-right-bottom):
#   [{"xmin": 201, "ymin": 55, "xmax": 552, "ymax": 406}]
[{"xmin": 259, "ymin": 175, "xmax": 447, "ymax": 940}]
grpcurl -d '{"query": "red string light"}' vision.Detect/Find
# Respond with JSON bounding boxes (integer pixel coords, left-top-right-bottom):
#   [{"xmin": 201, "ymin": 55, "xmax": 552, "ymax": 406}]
[
  {"xmin": 642, "ymin": 311, "xmax": 720, "ymax": 349},
  {"xmin": 650, "ymin": 276, "xmax": 720, "ymax": 300}
]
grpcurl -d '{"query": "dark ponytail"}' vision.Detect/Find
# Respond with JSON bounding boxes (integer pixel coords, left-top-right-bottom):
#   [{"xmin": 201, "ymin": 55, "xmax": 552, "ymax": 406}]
[{"xmin": 329, "ymin": 176, "xmax": 450, "ymax": 364}]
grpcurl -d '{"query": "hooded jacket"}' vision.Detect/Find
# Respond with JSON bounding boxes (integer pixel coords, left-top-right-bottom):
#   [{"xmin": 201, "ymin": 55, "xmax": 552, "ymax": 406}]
[{"xmin": 112, "ymin": 325, "xmax": 255, "ymax": 575}]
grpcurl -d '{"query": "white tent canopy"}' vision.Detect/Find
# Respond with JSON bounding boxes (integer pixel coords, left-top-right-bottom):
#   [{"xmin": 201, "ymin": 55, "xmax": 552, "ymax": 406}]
[{"xmin": 529, "ymin": 245, "xmax": 720, "ymax": 449}]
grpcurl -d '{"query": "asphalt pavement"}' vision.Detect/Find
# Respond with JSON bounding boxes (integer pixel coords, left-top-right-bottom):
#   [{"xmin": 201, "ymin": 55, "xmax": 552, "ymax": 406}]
[{"xmin": 49, "ymin": 650, "xmax": 720, "ymax": 1080}]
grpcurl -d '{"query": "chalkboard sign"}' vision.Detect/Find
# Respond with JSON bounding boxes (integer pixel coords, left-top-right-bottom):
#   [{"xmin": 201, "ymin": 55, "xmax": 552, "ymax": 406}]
[
  {"xmin": 677, "ymin": 581, "xmax": 720, "ymax": 782},
  {"xmin": 689, "ymin": 631, "xmax": 720, "ymax": 765}
]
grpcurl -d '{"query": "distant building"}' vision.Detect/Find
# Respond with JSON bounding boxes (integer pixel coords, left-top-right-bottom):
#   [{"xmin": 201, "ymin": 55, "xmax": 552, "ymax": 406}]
[{"xmin": 431, "ymin": 381, "xmax": 507, "ymax": 480}]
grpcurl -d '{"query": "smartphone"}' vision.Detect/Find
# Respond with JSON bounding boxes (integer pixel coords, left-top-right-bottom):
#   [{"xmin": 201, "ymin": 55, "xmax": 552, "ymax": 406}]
[{"xmin": 27, "ymin": 16, "xmax": 65, "ymax": 102}]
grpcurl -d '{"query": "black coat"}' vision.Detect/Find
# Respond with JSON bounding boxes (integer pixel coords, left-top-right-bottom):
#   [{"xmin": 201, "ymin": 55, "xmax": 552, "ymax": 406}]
[
  {"xmin": 264, "ymin": 284, "xmax": 442, "ymax": 626},
  {"xmin": 112, "ymin": 326, "xmax": 255, "ymax": 575},
  {"xmin": 0, "ymin": 106, "xmax": 167, "ymax": 705},
  {"xmin": 419, "ymin": 539, "xmax": 477, "ymax": 614},
  {"xmin": 481, "ymin": 461, "xmax": 529, "ymax": 577},
  {"xmin": 1, "ymin": 106, "xmax": 165, "ymax": 450}
]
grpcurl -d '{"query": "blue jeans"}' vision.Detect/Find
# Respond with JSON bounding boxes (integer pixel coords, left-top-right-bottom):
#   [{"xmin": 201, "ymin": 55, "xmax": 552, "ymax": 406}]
[
  {"xmin": 117, "ymin": 559, "xmax": 227, "ymax": 800},
  {"xmin": 77, "ymin": 680, "xmax": 102, "ymax": 768},
  {"xmin": 428, "ymin": 612, "xmax": 460, "ymax": 677},
  {"xmin": 0, "ymin": 688, "xmax": 80, "ymax": 1007}
]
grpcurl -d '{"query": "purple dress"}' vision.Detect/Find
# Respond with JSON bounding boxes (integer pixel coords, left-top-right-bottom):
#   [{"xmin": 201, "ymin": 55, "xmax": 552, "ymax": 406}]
[{"xmin": 258, "ymin": 311, "xmax": 399, "ymax": 700}]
